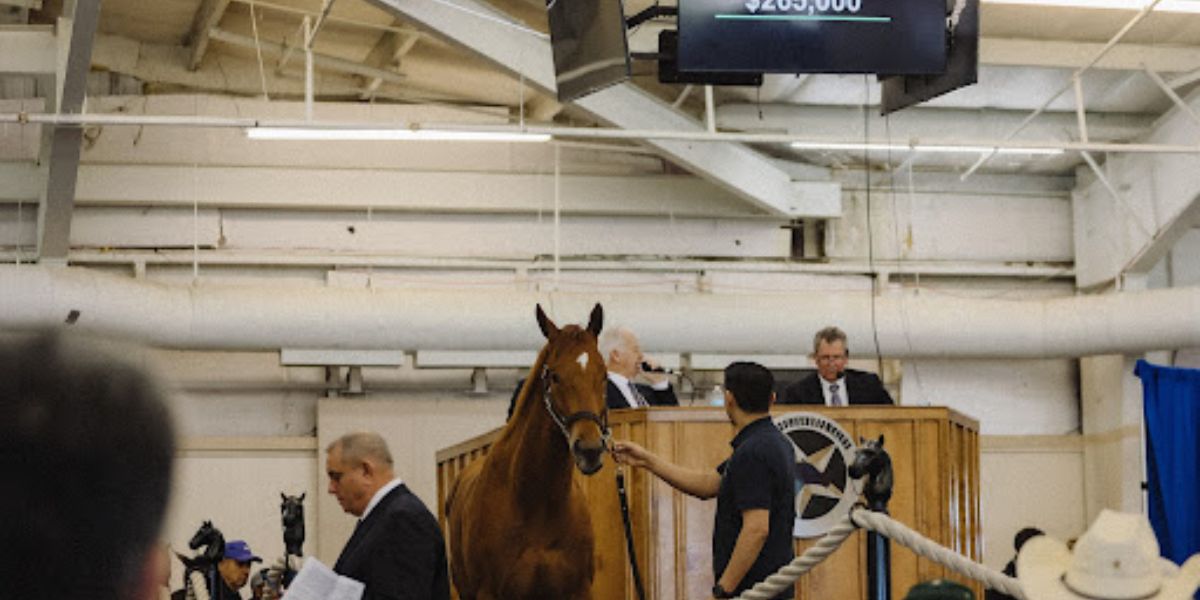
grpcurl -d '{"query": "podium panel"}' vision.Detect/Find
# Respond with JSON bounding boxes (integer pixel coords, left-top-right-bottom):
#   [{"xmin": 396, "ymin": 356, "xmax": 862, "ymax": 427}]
[{"xmin": 436, "ymin": 406, "xmax": 980, "ymax": 599}]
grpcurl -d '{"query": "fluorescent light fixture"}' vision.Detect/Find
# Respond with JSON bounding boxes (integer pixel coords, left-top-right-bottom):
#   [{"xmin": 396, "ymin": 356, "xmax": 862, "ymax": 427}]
[
  {"xmin": 790, "ymin": 141, "xmax": 1064, "ymax": 155},
  {"xmin": 245, "ymin": 127, "xmax": 551, "ymax": 142},
  {"xmin": 983, "ymin": 0, "xmax": 1200, "ymax": 12}
]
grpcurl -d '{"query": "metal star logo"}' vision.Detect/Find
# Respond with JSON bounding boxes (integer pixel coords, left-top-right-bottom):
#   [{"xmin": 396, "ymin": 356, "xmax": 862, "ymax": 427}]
[
  {"xmin": 774, "ymin": 412, "xmax": 858, "ymax": 538},
  {"xmin": 793, "ymin": 442, "xmax": 848, "ymax": 519}
]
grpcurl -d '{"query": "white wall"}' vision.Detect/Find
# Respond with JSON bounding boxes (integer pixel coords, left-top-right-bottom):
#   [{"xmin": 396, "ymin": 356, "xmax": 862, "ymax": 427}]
[
  {"xmin": 900, "ymin": 358, "xmax": 1078, "ymax": 435},
  {"xmin": 979, "ymin": 438, "xmax": 1087, "ymax": 569},
  {"xmin": 162, "ymin": 446, "xmax": 318, "ymax": 591},
  {"xmin": 314, "ymin": 396, "xmax": 509, "ymax": 566}
]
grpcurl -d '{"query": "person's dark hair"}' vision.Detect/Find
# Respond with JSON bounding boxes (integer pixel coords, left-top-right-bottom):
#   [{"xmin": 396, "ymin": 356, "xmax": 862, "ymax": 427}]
[
  {"xmin": 1013, "ymin": 527, "xmax": 1044, "ymax": 552},
  {"xmin": 0, "ymin": 332, "xmax": 176, "ymax": 599},
  {"xmin": 724, "ymin": 361, "xmax": 775, "ymax": 413}
]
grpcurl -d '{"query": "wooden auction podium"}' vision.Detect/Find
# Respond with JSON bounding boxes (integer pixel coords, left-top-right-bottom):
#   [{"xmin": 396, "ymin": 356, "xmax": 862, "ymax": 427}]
[{"xmin": 436, "ymin": 406, "xmax": 980, "ymax": 600}]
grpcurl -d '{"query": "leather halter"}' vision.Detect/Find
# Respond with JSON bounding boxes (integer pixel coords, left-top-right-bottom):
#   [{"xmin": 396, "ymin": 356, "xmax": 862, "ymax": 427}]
[{"xmin": 540, "ymin": 365, "xmax": 610, "ymax": 447}]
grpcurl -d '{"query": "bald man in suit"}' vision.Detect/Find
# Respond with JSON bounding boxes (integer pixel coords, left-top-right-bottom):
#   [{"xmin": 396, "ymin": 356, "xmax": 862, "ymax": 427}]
[{"xmin": 326, "ymin": 432, "xmax": 449, "ymax": 600}]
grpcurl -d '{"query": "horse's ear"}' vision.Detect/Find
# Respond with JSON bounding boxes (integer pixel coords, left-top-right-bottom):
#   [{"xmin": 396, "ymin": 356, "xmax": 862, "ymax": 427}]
[
  {"xmin": 876, "ymin": 434, "xmax": 885, "ymax": 446},
  {"xmin": 536, "ymin": 304, "xmax": 559, "ymax": 338},
  {"xmin": 587, "ymin": 303, "xmax": 603, "ymax": 337},
  {"xmin": 299, "ymin": 492, "xmax": 306, "ymax": 501},
  {"xmin": 281, "ymin": 493, "xmax": 286, "ymax": 501}
]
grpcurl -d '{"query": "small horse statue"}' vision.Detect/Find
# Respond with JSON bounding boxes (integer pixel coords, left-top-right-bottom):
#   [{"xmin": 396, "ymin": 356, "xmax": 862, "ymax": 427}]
[
  {"xmin": 177, "ymin": 520, "xmax": 225, "ymax": 600},
  {"xmin": 447, "ymin": 304, "xmax": 609, "ymax": 600},
  {"xmin": 849, "ymin": 435, "xmax": 894, "ymax": 512},
  {"xmin": 280, "ymin": 493, "xmax": 306, "ymax": 585}
]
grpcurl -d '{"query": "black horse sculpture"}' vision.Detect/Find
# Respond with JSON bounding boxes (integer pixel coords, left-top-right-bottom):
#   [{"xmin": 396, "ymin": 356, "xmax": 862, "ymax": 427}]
[
  {"xmin": 281, "ymin": 493, "xmax": 305, "ymax": 556},
  {"xmin": 281, "ymin": 493, "xmax": 306, "ymax": 586},
  {"xmin": 849, "ymin": 435, "xmax": 894, "ymax": 512},
  {"xmin": 177, "ymin": 520, "xmax": 225, "ymax": 599},
  {"xmin": 849, "ymin": 435, "xmax": 895, "ymax": 600}
]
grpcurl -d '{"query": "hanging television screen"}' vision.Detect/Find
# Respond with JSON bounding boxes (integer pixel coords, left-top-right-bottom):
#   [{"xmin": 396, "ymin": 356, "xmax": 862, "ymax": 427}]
[
  {"xmin": 679, "ymin": 0, "xmax": 948, "ymax": 74},
  {"xmin": 881, "ymin": 0, "xmax": 978, "ymax": 114},
  {"xmin": 547, "ymin": 0, "xmax": 632, "ymax": 103}
]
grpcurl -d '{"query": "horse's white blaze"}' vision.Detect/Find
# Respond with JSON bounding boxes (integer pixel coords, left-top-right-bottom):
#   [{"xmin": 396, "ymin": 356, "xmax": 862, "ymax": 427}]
[{"xmin": 576, "ymin": 352, "xmax": 589, "ymax": 370}]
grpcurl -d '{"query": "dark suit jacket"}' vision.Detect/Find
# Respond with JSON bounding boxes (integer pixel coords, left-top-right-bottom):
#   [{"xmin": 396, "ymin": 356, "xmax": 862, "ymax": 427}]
[
  {"xmin": 606, "ymin": 378, "xmax": 678, "ymax": 410},
  {"xmin": 778, "ymin": 369, "xmax": 893, "ymax": 406},
  {"xmin": 333, "ymin": 483, "xmax": 450, "ymax": 600}
]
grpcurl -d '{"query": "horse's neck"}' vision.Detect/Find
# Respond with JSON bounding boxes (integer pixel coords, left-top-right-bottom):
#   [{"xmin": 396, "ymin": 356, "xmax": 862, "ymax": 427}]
[{"xmin": 492, "ymin": 355, "xmax": 576, "ymax": 505}]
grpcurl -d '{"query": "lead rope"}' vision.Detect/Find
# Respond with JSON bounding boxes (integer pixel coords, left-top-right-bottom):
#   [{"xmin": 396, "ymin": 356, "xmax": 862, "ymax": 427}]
[{"xmin": 616, "ymin": 464, "xmax": 648, "ymax": 600}]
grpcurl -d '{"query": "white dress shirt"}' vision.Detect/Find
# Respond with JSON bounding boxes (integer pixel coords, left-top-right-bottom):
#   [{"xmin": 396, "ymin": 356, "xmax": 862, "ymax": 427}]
[
  {"xmin": 608, "ymin": 372, "xmax": 669, "ymax": 408},
  {"xmin": 360, "ymin": 477, "xmax": 404, "ymax": 522}
]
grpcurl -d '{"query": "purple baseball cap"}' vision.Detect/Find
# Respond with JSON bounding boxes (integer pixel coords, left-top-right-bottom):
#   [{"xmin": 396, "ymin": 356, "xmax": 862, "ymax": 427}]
[{"xmin": 224, "ymin": 540, "xmax": 262, "ymax": 563}]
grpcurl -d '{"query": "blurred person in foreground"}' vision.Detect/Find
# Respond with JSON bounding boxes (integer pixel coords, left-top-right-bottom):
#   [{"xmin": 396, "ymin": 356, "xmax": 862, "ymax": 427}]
[{"xmin": 0, "ymin": 332, "xmax": 176, "ymax": 600}]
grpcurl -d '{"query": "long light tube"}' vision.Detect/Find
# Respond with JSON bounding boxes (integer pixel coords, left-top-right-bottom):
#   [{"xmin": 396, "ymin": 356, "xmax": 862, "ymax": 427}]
[
  {"xmin": 790, "ymin": 141, "xmax": 1065, "ymax": 155},
  {"xmin": 983, "ymin": 0, "xmax": 1200, "ymax": 12},
  {"xmin": 245, "ymin": 127, "xmax": 551, "ymax": 142}
]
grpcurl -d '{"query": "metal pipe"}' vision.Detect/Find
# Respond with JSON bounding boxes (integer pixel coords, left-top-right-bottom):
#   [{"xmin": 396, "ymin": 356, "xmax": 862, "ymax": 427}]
[
  {"xmin": 705, "ymin": 85, "xmax": 716, "ymax": 133},
  {"xmin": 277, "ymin": 0, "xmax": 337, "ymax": 73},
  {"xmin": 1142, "ymin": 65, "xmax": 1200, "ymax": 130},
  {"xmin": 1073, "ymin": 75, "xmax": 1089, "ymax": 144},
  {"xmin": 15, "ymin": 250, "xmax": 1073, "ymax": 279},
  {"xmin": 2, "ymin": 112, "xmax": 1199, "ymax": 155},
  {"xmin": 3, "ymin": 265, "xmax": 1199, "ymax": 357},
  {"xmin": 228, "ymin": 0, "xmax": 425, "ymax": 37},
  {"xmin": 960, "ymin": 0, "xmax": 1167, "ymax": 180},
  {"xmin": 304, "ymin": 16, "xmax": 313, "ymax": 122}
]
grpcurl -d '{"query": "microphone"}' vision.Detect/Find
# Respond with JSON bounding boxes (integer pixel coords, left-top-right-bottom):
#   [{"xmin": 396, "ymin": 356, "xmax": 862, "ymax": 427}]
[{"xmin": 641, "ymin": 361, "xmax": 675, "ymax": 375}]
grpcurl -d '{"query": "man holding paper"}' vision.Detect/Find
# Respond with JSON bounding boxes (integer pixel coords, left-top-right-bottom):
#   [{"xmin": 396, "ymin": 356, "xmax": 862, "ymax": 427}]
[{"xmin": 326, "ymin": 432, "xmax": 449, "ymax": 600}]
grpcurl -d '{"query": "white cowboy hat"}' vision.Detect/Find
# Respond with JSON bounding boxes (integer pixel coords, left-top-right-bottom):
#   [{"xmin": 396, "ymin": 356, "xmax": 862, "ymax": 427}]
[{"xmin": 1017, "ymin": 509, "xmax": 1200, "ymax": 600}]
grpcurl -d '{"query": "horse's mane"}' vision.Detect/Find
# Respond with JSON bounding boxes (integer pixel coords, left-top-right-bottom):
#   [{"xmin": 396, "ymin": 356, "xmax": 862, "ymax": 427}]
[{"xmin": 496, "ymin": 325, "xmax": 592, "ymax": 445}]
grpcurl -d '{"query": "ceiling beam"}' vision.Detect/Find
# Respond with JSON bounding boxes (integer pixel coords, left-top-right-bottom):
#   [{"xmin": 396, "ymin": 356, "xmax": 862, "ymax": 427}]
[
  {"xmin": 0, "ymin": 163, "xmax": 760, "ymax": 217},
  {"xmin": 208, "ymin": 28, "xmax": 409, "ymax": 86},
  {"xmin": 981, "ymin": 38, "xmax": 1200, "ymax": 73},
  {"xmin": 186, "ymin": 0, "xmax": 231, "ymax": 70},
  {"xmin": 1121, "ymin": 195, "xmax": 1200, "ymax": 276},
  {"xmin": 36, "ymin": 1, "xmax": 99, "ymax": 262},
  {"xmin": 625, "ymin": 22, "xmax": 1200, "ymax": 73},
  {"xmin": 1074, "ymin": 86, "xmax": 1200, "ymax": 288},
  {"xmin": 358, "ymin": 27, "xmax": 419, "ymax": 100},
  {"xmin": 0, "ymin": 26, "xmax": 55, "ymax": 74},
  {"xmin": 362, "ymin": 0, "xmax": 839, "ymax": 218}
]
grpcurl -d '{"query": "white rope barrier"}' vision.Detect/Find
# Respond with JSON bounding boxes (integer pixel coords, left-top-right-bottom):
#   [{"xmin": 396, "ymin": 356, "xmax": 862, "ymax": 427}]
[
  {"xmin": 732, "ymin": 506, "xmax": 1026, "ymax": 600},
  {"xmin": 734, "ymin": 515, "xmax": 859, "ymax": 600},
  {"xmin": 851, "ymin": 509, "xmax": 1026, "ymax": 600}
]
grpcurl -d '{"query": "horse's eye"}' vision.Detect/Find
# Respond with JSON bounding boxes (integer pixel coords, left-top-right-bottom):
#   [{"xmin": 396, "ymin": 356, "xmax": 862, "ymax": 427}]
[{"xmin": 549, "ymin": 372, "xmax": 561, "ymax": 384}]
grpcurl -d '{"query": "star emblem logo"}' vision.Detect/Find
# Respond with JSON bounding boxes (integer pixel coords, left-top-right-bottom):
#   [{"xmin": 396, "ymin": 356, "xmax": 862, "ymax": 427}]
[{"xmin": 774, "ymin": 412, "xmax": 858, "ymax": 538}]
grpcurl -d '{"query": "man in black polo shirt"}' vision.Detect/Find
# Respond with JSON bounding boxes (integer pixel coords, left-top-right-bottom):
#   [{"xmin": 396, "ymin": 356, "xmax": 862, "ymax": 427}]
[{"xmin": 613, "ymin": 362, "xmax": 795, "ymax": 599}]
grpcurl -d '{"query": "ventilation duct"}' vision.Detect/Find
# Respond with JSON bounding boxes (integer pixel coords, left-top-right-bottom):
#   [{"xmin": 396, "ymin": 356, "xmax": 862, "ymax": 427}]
[{"xmin": 1, "ymin": 266, "xmax": 1197, "ymax": 358}]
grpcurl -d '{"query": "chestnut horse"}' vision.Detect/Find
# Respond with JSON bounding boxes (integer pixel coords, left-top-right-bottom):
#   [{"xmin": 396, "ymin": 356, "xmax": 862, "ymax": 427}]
[{"xmin": 447, "ymin": 304, "xmax": 609, "ymax": 600}]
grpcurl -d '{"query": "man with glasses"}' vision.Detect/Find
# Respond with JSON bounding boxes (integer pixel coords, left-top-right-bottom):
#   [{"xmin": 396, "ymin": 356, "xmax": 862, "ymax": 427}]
[{"xmin": 779, "ymin": 326, "xmax": 894, "ymax": 406}]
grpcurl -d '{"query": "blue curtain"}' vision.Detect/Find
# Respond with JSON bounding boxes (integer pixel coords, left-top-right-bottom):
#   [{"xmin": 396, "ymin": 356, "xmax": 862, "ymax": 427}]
[{"xmin": 1134, "ymin": 359, "xmax": 1200, "ymax": 567}]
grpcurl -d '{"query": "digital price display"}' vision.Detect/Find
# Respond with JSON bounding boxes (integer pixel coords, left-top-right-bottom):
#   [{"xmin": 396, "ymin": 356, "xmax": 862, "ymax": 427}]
[{"xmin": 679, "ymin": 0, "xmax": 948, "ymax": 74}]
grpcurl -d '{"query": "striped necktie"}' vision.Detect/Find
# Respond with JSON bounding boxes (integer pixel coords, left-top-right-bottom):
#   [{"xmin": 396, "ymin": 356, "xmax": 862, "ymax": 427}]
[
  {"xmin": 829, "ymin": 382, "xmax": 843, "ymax": 406},
  {"xmin": 629, "ymin": 382, "xmax": 649, "ymax": 407}
]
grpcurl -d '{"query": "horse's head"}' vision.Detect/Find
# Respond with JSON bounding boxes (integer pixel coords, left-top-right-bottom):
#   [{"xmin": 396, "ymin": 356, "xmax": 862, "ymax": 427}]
[
  {"xmin": 849, "ymin": 435, "xmax": 894, "ymax": 510},
  {"xmin": 280, "ymin": 493, "xmax": 305, "ymax": 524},
  {"xmin": 188, "ymin": 520, "xmax": 214, "ymax": 550},
  {"xmin": 536, "ymin": 303, "xmax": 608, "ymax": 476},
  {"xmin": 187, "ymin": 520, "xmax": 225, "ymax": 563},
  {"xmin": 849, "ymin": 435, "xmax": 888, "ymax": 478}
]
